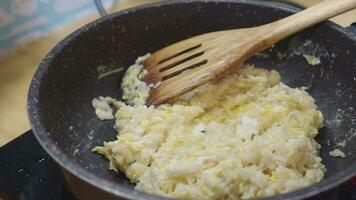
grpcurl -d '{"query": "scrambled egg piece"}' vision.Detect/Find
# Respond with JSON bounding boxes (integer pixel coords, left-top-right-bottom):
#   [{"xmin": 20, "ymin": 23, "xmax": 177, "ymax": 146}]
[
  {"xmin": 121, "ymin": 53, "xmax": 151, "ymax": 106},
  {"xmin": 329, "ymin": 149, "xmax": 346, "ymax": 158},
  {"xmin": 92, "ymin": 96, "xmax": 115, "ymax": 120},
  {"xmin": 93, "ymin": 65, "xmax": 325, "ymax": 200}
]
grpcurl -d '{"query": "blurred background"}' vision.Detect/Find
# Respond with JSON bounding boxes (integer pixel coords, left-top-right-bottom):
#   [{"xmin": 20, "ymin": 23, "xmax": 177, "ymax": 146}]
[{"xmin": 0, "ymin": 0, "xmax": 355, "ymax": 146}]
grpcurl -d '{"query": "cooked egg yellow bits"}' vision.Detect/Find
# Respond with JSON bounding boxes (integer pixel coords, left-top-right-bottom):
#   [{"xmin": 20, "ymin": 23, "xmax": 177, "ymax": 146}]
[{"xmin": 93, "ymin": 65, "xmax": 325, "ymax": 200}]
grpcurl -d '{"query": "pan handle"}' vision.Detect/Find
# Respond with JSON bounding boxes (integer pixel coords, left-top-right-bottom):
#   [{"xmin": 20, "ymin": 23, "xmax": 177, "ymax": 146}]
[{"xmin": 94, "ymin": 0, "xmax": 108, "ymax": 17}]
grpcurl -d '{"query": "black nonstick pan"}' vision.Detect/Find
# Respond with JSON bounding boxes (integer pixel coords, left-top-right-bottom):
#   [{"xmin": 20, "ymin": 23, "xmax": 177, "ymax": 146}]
[{"xmin": 27, "ymin": 1, "xmax": 356, "ymax": 199}]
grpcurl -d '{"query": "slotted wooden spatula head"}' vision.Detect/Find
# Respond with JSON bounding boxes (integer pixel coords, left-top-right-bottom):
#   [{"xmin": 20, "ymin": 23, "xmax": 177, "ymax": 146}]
[
  {"xmin": 142, "ymin": 0, "xmax": 356, "ymax": 105},
  {"xmin": 143, "ymin": 29, "xmax": 258, "ymax": 105}
]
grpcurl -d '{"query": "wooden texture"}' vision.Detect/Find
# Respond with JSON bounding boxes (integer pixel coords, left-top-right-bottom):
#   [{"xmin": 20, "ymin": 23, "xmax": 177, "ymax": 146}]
[
  {"xmin": 0, "ymin": 0, "xmax": 355, "ymax": 146},
  {"xmin": 145, "ymin": 0, "xmax": 356, "ymax": 105}
]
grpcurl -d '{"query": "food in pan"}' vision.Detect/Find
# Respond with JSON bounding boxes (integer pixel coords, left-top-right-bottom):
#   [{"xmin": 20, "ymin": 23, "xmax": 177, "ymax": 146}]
[
  {"xmin": 92, "ymin": 55, "xmax": 325, "ymax": 200},
  {"xmin": 329, "ymin": 149, "xmax": 346, "ymax": 158}
]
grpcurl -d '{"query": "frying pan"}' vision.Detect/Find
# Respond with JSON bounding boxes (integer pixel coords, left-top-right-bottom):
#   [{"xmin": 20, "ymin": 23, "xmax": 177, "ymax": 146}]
[{"xmin": 27, "ymin": 0, "xmax": 356, "ymax": 199}]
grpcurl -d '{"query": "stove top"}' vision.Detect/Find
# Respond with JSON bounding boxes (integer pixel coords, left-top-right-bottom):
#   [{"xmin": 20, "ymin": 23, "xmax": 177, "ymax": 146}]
[
  {"xmin": 0, "ymin": 130, "xmax": 355, "ymax": 200},
  {"xmin": 0, "ymin": 131, "xmax": 75, "ymax": 200}
]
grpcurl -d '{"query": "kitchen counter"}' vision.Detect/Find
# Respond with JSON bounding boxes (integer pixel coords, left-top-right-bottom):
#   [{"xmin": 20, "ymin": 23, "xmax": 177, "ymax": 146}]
[
  {"xmin": 0, "ymin": 0, "xmax": 355, "ymax": 146},
  {"xmin": 0, "ymin": 0, "xmax": 158, "ymax": 146}
]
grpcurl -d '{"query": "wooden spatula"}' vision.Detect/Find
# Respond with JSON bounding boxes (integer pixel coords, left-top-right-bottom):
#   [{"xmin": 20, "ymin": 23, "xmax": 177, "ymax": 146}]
[{"xmin": 143, "ymin": 0, "xmax": 356, "ymax": 105}]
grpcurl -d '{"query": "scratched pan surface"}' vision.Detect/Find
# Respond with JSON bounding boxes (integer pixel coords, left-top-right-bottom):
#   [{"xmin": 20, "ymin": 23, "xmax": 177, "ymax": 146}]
[{"xmin": 28, "ymin": 1, "xmax": 356, "ymax": 199}]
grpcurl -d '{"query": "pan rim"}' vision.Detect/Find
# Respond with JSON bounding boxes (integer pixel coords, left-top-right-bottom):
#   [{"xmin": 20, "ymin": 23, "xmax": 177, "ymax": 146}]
[{"xmin": 27, "ymin": 0, "xmax": 356, "ymax": 200}]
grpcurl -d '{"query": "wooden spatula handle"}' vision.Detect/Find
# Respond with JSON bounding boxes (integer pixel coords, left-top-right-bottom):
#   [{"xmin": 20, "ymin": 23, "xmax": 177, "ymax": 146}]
[{"xmin": 262, "ymin": 0, "xmax": 356, "ymax": 46}]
